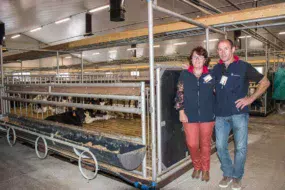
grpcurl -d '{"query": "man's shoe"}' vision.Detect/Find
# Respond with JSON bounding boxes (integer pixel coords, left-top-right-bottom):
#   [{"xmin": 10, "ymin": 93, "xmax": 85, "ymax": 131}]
[
  {"xmin": 232, "ymin": 178, "xmax": 241, "ymax": 190},
  {"xmin": 191, "ymin": 170, "xmax": 201, "ymax": 179},
  {"xmin": 201, "ymin": 171, "xmax": 210, "ymax": 182},
  {"xmin": 219, "ymin": 176, "xmax": 233, "ymax": 188}
]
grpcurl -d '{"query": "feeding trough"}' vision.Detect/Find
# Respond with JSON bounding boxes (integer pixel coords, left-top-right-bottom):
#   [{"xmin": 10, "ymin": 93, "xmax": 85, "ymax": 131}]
[{"xmin": 5, "ymin": 114, "xmax": 146, "ymax": 171}]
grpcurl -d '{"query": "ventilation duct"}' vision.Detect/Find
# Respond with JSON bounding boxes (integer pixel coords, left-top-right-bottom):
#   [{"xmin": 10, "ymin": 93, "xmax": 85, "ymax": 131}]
[
  {"xmin": 84, "ymin": 13, "xmax": 93, "ymax": 36},
  {"xmin": 0, "ymin": 22, "xmax": 5, "ymax": 46},
  {"xmin": 110, "ymin": 0, "xmax": 126, "ymax": 22}
]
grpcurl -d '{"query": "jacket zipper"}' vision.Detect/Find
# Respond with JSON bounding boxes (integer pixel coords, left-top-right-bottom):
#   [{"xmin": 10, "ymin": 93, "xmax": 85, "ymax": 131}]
[{"xmin": 197, "ymin": 79, "xmax": 200, "ymax": 122}]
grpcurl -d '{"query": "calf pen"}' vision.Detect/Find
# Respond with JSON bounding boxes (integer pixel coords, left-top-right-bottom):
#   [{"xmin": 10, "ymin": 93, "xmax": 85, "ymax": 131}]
[{"xmin": 0, "ymin": 66, "xmax": 217, "ymax": 189}]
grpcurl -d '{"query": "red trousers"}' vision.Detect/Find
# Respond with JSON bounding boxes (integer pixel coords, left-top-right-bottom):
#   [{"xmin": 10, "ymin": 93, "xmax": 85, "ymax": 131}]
[{"xmin": 183, "ymin": 122, "xmax": 215, "ymax": 171}]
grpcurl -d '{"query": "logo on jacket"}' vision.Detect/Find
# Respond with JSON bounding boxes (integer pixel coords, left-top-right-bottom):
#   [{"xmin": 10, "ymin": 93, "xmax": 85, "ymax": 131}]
[{"xmin": 231, "ymin": 73, "xmax": 240, "ymax": 77}]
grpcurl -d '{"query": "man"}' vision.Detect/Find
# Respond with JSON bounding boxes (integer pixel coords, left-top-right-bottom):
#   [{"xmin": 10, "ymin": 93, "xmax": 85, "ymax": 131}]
[{"xmin": 212, "ymin": 39, "xmax": 270, "ymax": 190}]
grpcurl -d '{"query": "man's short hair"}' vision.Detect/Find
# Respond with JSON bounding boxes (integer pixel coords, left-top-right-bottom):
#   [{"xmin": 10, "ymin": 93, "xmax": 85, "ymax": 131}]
[{"xmin": 218, "ymin": 39, "xmax": 235, "ymax": 49}]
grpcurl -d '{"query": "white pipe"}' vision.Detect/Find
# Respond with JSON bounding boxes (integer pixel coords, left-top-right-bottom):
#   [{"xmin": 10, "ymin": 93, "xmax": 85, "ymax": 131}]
[
  {"xmin": 0, "ymin": 45, "xmax": 3, "ymax": 114},
  {"xmin": 6, "ymin": 90, "xmax": 140, "ymax": 101},
  {"xmin": 81, "ymin": 52, "xmax": 84, "ymax": 83},
  {"xmin": 141, "ymin": 82, "xmax": 147, "ymax": 178},
  {"xmin": 206, "ymin": 28, "xmax": 209, "ymax": 54},
  {"xmin": 56, "ymin": 51, "xmax": 59, "ymax": 75},
  {"xmin": 156, "ymin": 68, "xmax": 162, "ymax": 174},
  {"xmin": 152, "ymin": 5, "xmax": 225, "ymax": 35},
  {"xmin": 6, "ymin": 82, "xmax": 142, "ymax": 87},
  {"xmin": 148, "ymin": 0, "xmax": 157, "ymax": 181},
  {"xmin": 245, "ymin": 36, "xmax": 248, "ymax": 61},
  {"xmin": 3, "ymin": 97, "xmax": 141, "ymax": 114},
  {"xmin": 179, "ymin": 0, "xmax": 212, "ymax": 15}
]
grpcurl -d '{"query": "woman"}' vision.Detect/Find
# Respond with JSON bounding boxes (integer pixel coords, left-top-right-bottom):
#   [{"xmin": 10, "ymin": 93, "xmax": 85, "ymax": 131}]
[{"xmin": 175, "ymin": 46, "xmax": 215, "ymax": 182}]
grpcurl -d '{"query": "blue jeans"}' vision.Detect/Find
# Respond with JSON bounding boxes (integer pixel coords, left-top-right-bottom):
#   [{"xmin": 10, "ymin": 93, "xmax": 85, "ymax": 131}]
[{"xmin": 215, "ymin": 113, "xmax": 249, "ymax": 179}]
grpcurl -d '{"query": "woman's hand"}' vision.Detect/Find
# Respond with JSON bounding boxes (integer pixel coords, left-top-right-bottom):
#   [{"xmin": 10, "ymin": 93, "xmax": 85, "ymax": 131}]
[{"xmin": 179, "ymin": 110, "xmax": 188, "ymax": 123}]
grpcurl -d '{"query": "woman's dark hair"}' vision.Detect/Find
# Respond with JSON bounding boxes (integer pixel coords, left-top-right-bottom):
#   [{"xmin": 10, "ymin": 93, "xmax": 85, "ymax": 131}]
[{"xmin": 188, "ymin": 46, "xmax": 211, "ymax": 67}]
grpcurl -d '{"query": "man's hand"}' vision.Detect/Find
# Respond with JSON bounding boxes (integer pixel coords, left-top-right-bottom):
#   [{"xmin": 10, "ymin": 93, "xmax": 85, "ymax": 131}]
[
  {"xmin": 235, "ymin": 96, "xmax": 254, "ymax": 110},
  {"xmin": 179, "ymin": 110, "xmax": 188, "ymax": 123}
]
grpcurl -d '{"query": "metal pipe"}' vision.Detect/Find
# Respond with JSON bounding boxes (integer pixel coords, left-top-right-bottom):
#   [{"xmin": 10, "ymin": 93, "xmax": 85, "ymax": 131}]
[
  {"xmin": 245, "ymin": 36, "xmax": 248, "ymax": 61},
  {"xmin": 56, "ymin": 51, "xmax": 59, "ymax": 75},
  {"xmin": 1, "ymin": 122, "xmax": 90, "ymax": 152},
  {"xmin": 0, "ymin": 45, "xmax": 3, "ymax": 86},
  {"xmin": 81, "ymin": 52, "xmax": 84, "ymax": 83},
  {"xmin": 0, "ymin": 45, "xmax": 3, "ymax": 115},
  {"xmin": 148, "ymin": 0, "xmax": 157, "ymax": 181},
  {"xmin": 178, "ymin": 1, "xmax": 284, "ymax": 50},
  {"xmin": 140, "ymin": 82, "xmax": 147, "ymax": 178},
  {"xmin": 156, "ymin": 68, "xmax": 162, "ymax": 174},
  {"xmin": 214, "ymin": 15, "xmax": 285, "ymax": 28},
  {"xmin": 3, "ymin": 97, "xmax": 141, "ymax": 114},
  {"xmin": 6, "ymin": 82, "xmax": 142, "ymax": 87},
  {"xmin": 21, "ymin": 61, "xmax": 23, "ymax": 78},
  {"xmin": 224, "ymin": 27, "xmax": 227, "ymax": 39},
  {"xmin": 4, "ymin": 47, "xmax": 70, "ymax": 53},
  {"xmin": 226, "ymin": 22, "xmax": 285, "ymax": 32},
  {"xmin": 152, "ymin": 5, "xmax": 225, "ymax": 35},
  {"xmin": 178, "ymin": 0, "xmax": 212, "ymax": 15},
  {"xmin": 5, "ymin": 90, "xmax": 140, "ymax": 101},
  {"xmin": 157, "ymin": 158, "xmax": 192, "ymax": 182},
  {"xmin": 266, "ymin": 44, "xmax": 269, "ymax": 74},
  {"xmin": 206, "ymin": 28, "xmax": 209, "ymax": 54}
]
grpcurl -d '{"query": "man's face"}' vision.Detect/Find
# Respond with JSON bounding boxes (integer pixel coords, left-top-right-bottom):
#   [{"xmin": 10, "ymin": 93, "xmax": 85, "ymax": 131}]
[{"xmin": 217, "ymin": 41, "xmax": 235, "ymax": 63}]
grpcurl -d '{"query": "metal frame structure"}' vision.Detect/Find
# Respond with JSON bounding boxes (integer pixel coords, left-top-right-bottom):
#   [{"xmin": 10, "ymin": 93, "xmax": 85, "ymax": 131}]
[{"xmin": 0, "ymin": 1, "xmax": 284, "ymax": 188}]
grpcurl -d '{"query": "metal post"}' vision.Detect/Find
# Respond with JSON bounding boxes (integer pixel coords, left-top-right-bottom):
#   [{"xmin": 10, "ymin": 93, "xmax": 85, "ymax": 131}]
[
  {"xmin": 0, "ymin": 45, "xmax": 4, "ymax": 115},
  {"xmin": 21, "ymin": 61, "xmax": 23, "ymax": 81},
  {"xmin": 205, "ymin": 28, "xmax": 209, "ymax": 54},
  {"xmin": 0, "ymin": 45, "xmax": 3, "ymax": 86},
  {"xmin": 147, "ymin": 0, "xmax": 157, "ymax": 181},
  {"xmin": 56, "ymin": 51, "xmax": 59, "ymax": 75},
  {"xmin": 265, "ymin": 44, "xmax": 269, "ymax": 74},
  {"xmin": 245, "ymin": 36, "xmax": 248, "ymax": 61},
  {"xmin": 224, "ymin": 27, "xmax": 227, "ymax": 39},
  {"xmin": 81, "ymin": 52, "xmax": 84, "ymax": 83},
  {"xmin": 156, "ymin": 68, "xmax": 162, "ymax": 174},
  {"xmin": 274, "ymin": 39, "xmax": 277, "ymax": 72},
  {"xmin": 141, "ymin": 82, "xmax": 147, "ymax": 178}
]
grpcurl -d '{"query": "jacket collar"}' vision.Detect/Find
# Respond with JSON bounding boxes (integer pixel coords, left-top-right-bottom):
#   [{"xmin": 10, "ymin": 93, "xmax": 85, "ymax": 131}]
[
  {"xmin": 188, "ymin": 65, "xmax": 209, "ymax": 74},
  {"xmin": 219, "ymin": 55, "xmax": 239, "ymax": 64}
]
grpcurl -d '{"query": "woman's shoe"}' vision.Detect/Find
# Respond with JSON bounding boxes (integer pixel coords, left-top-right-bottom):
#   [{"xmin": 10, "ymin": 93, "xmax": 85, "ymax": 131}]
[
  {"xmin": 201, "ymin": 171, "xmax": 210, "ymax": 182},
  {"xmin": 191, "ymin": 170, "xmax": 201, "ymax": 179}
]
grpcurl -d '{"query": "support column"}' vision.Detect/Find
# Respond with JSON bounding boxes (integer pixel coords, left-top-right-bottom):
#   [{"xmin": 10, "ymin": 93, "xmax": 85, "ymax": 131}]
[{"xmin": 147, "ymin": 0, "xmax": 157, "ymax": 181}]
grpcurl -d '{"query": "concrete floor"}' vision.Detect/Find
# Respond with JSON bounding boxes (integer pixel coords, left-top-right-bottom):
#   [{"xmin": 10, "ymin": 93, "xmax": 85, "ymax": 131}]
[{"xmin": 0, "ymin": 115, "xmax": 285, "ymax": 190}]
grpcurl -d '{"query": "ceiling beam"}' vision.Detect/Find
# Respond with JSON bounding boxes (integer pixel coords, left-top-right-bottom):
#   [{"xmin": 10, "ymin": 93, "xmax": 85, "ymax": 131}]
[{"xmin": 4, "ymin": 2, "xmax": 285, "ymax": 62}]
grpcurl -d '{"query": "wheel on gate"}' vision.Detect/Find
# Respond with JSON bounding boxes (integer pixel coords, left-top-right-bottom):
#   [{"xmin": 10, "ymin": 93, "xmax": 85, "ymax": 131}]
[
  {"xmin": 78, "ymin": 150, "xmax": 98, "ymax": 180},
  {"xmin": 35, "ymin": 136, "xmax": 48, "ymax": 159},
  {"xmin": 6, "ymin": 127, "xmax": 16, "ymax": 147}
]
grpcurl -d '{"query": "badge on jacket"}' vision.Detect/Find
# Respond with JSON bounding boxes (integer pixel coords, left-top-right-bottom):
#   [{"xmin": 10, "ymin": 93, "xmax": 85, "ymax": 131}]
[
  {"xmin": 203, "ymin": 74, "xmax": 213, "ymax": 83},
  {"xmin": 220, "ymin": 75, "xmax": 228, "ymax": 86}
]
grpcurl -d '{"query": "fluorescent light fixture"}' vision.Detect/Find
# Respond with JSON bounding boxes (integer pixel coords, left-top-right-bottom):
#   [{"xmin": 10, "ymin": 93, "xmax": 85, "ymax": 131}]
[
  {"xmin": 30, "ymin": 27, "xmax": 42, "ymax": 32},
  {"xmin": 92, "ymin": 52, "xmax": 100, "ymax": 55},
  {"xmin": 109, "ymin": 50, "xmax": 117, "ymax": 53},
  {"xmin": 279, "ymin": 31, "xmax": 285, "ymax": 35},
  {"xmin": 64, "ymin": 56, "xmax": 72, "ymax": 59},
  {"xmin": 55, "ymin": 18, "xmax": 71, "ymax": 24},
  {"xmin": 173, "ymin": 42, "xmax": 187, "ymax": 46},
  {"xmin": 131, "ymin": 71, "xmax": 140, "ymax": 76},
  {"xmin": 203, "ymin": 39, "xmax": 219, "ymax": 42},
  {"xmin": 11, "ymin": 34, "xmax": 21, "ymax": 39},
  {"xmin": 238, "ymin": 36, "xmax": 251, "ymax": 39},
  {"xmin": 153, "ymin": 45, "xmax": 160, "ymax": 48},
  {"xmin": 127, "ymin": 48, "xmax": 137, "ymax": 51},
  {"xmin": 105, "ymin": 72, "xmax": 113, "ymax": 75},
  {"xmin": 89, "ymin": 5, "xmax": 110, "ymax": 13}
]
